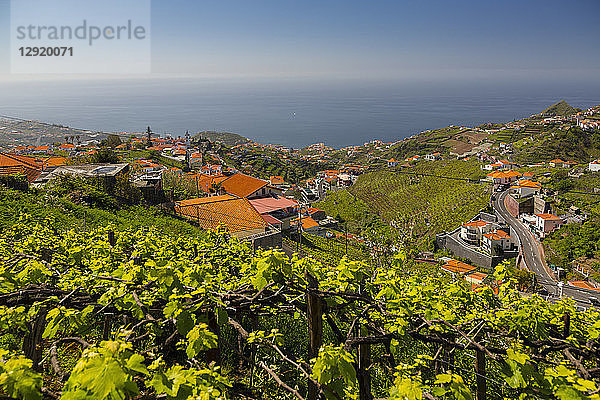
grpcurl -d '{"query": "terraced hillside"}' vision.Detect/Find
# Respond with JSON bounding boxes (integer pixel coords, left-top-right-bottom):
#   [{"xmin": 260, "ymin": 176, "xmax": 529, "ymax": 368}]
[{"xmin": 316, "ymin": 159, "xmax": 491, "ymax": 248}]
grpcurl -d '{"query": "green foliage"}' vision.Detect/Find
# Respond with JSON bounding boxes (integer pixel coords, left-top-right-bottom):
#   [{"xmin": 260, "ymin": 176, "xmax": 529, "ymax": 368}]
[
  {"xmin": 0, "ymin": 187, "xmax": 600, "ymax": 399},
  {"xmin": 0, "ymin": 350, "xmax": 43, "ymax": 400},
  {"xmin": 101, "ymin": 135, "xmax": 123, "ymax": 150},
  {"xmin": 92, "ymin": 148, "xmax": 121, "ymax": 163},
  {"xmin": 150, "ymin": 362, "xmax": 229, "ymax": 400},
  {"xmin": 514, "ymin": 126, "xmax": 595, "ymax": 164},
  {"xmin": 312, "ymin": 345, "xmax": 357, "ymax": 400},
  {"xmin": 62, "ymin": 341, "xmax": 147, "ymax": 400},
  {"xmin": 186, "ymin": 324, "xmax": 218, "ymax": 358},
  {"xmin": 0, "ymin": 186, "xmax": 204, "ymax": 236},
  {"xmin": 0, "ymin": 174, "xmax": 29, "ymax": 191}
]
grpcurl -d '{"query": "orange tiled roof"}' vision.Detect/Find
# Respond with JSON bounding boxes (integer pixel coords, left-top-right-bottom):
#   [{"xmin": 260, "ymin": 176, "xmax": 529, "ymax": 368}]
[
  {"xmin": 441, "ymin": 259, "xmax": 476, "ymax": 274},
  {"xmin": 250, "ymin": 197, "xmax": 298, "ymax": 214},
  {"xmin": 270, "ymin": 175, "xmax": 285, "ymax": 185},
  {"xmin": 0, "ymin": 152, "xmax": 42, "ymax": 183},
  {"xmin": 175, "ymin": 195, "xmax": 268, "ymax": 233},
  {"xmin": 568, "ymin": 281, "xmax": 600, "ymax": 291},
  {"xmin": 535, "ymin": 213, "xmax": 561, "ymax": 221},
  {"xmin": 463, "ymin": 220, "xmax": 489, "ymax": 228},
  {"xmin": 512, "ymin": 180, "xmax": 542, "ymax": 189},
  {"xmin": 484, "ymin": 230, "xmax": 511, "ymax": 240},
  {"xmin": 292, "ymin": 216, "xmax": 320, "ymax": 230},
  {"xmin": 487, "ymin": 170, "xmax": 522, "ymax": 179},
  {"xmin": 43, "ymin": 156, "xmax": 68, "ymax": 168},
  {"xmin": 221, "ymin": 173, "xmax": 269, "ymax": 198}
]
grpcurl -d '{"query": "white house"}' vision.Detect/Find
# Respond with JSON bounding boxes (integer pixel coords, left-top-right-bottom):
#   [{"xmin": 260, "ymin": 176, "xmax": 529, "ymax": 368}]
[
  {"xmin": 387, "ymin": 158, "xmax": 399, "ymax": 167},
  {"xmin": 535, "ymin": 213, "xmax": 563, "ymax": 236},
  {"xmin": 549, "ymin": 159, "xmax": 570, "ymax": 168},
  {"xmin": 589, "ymin": 160, "xmax": 600, "ymax": 172},
  {"xmin": 486, "ymin": 170, "xmax": 522, "ymax": 185},
  {"xmin": 509, "ymin": 180, "xmax": 542, "ymax": 199},
  {"xmin": 460, "ymin": 220, "xmax": 493, "ymax": 245},
  {"xmin": 482, "ymin": 230, "xmax": 514, "ymax": 255},
  {"xmin": 424, "ymin": 152, "xmax": 442, "ymax": 161}
]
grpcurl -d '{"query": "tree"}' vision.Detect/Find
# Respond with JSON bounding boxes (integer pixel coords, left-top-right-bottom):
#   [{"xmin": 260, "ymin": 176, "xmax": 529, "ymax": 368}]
[
  {"xmin": 148, "ymin": 149, "xmax": 161, "ymax": 160},
  {"xmin": 146, "ymin": 126, "xmax": 153, "ymax": 147},
  {"xmin": 103, "ymin": 134, "xmax": 122, "ymax": 149},
  {"xmin": 91, "ymin": 149, "xmax": 120, "ymax": 164}
]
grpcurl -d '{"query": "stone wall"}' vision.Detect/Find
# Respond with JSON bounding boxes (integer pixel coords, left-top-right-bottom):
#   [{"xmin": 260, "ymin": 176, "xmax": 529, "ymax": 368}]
[
  {"xmin": 435, "ymin": 231, "xmax": 508, "ymax": 269},
  {"xmin": 248, "ymin": 231, "xmax": 282, "ymax": 251},
  {"xmin": 505, "ymin": 195, "xmax": 533, "ymax": 217}
]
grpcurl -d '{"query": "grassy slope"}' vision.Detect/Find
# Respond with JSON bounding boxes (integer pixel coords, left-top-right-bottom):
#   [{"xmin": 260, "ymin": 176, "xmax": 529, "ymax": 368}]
[
  {"xmin": 512, "ymin": 126, "xmax": 600, "ymax": 164},
  {"xmin": 316, "ymin": 159, "xmax": 491, "ymax": 248},
  {"xmin": 0, "ymin": 186, "xmax": 205, "ymax": 236},
  {"xmin": 542, "ymin": 101, "xmax": 579, "ymax": 116}
]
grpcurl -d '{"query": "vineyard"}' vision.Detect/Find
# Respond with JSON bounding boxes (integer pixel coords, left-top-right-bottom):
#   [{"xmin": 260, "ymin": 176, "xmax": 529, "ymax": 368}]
[
  {"xmin": 283, "ymin": 233, "xmax": 372, "ymax": 267},
  {"xmin": 1, "ymin": 195, "xmax": 600, "ymax": 399},
  {"xmin": 317, "ymin": 160, "xmax": 490, "ymax": 248}
]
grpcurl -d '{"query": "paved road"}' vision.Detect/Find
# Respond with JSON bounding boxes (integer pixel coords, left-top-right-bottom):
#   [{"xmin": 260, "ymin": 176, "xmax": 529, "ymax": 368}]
[{"xmin": 493, "ymin": 190, "xmax": 597, "ymax": 308}]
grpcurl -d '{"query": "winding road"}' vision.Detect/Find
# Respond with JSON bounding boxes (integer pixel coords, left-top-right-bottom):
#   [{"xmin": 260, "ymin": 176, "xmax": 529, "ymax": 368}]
[{"xmin": 493, "ymin": 190, "xmax": 598, "ymax": 307}]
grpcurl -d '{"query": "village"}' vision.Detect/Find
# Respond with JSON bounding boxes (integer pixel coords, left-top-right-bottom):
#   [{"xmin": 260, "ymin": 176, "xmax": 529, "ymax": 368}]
[{"xmin": 1, "ymin": 103, "xmax": 600, "ymax": 302}]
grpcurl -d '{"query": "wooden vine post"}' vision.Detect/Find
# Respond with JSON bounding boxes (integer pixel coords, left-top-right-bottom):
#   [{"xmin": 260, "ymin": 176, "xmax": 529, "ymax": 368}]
[
  {"xmin": 563, "ymin": 312, "xmax": 571, "ymax": 338},
  {"xmin": 206, "ymin": 312, "xmax": 221, "ymax": 364},
  {"xmin": 475, "ymin": 350, "xmax": 486, "ymax": 400},
  {"xmin": 357, "ymin": 335, "xmax": 372, "ymax": 400},
  {"xmin": 306, "ymin": 271, "xmax": 322, "ymax": 400},
  {"xmin": 23, "ymin": 309, "xmax": 47, "ymax": 372},
  {"xmin": 103, "ymin": 313, "xmax": 113, "ymax": 340},
  {"xmin": 107, "ymin": 230, "xmax": 116, "ymax": 247},
  {"xmin": 357, "ymin": 279, "xmax": 372, "ymax": 400}
]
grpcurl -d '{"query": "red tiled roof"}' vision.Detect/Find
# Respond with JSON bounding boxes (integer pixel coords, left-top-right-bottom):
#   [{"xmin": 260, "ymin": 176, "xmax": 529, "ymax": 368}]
[
  {"xmin": 483, "ymin": 230, "xmax": 511, "ymax": 240},
  {"xmin": 270, "ymin": 175, "xmax": 285, "ymax": 184},
  {"xmin": 463, "ymin": 220, "xmax": 489, "ymax": 228},
  {"xmin": 262, "ymin": 214, "xmax": 283, "ymax": 225},
  {"xmin": 43, "ymin": 156, "xmax": 68, "ymax": 168},
  {"xmin": 513, "ymin": 180, "xmax": 541, "ymax": 189},
  {"xmin": 292, "ymin": 216, "xmax": 319, "ymax": 230},
  {"xmin": 441, "ymin": 259, "xmax": 476, "ymax": 274},
  {"xmin": 175, "ymin": 195, "xmax": 268, "ymax": 233},
  {"xmin": 249, "ymin": 197, "xmax": 298, "ymax": 214},
  {"xmin": 221, "ymin": 173, "xmax": 269, "ymax": 198},
  {"xmin": 0, "ymin": 152, "xmax": 42, "ymax": 182},
  {"xmin": 568, "ymin": 281, "xmax": 600, "ymax": 291},
  {"xmin": 535, "ymin": 213, "xmax": 561, "ymax": 221},
  {"xmin": 487, "ymin": 170, "xmax": 522, "ymax": 179}
]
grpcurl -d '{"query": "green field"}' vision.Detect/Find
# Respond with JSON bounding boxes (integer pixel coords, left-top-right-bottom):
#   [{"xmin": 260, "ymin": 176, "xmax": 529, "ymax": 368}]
[{"xmin": 316, "ymin": 159, "xmax": 491, "ymax": 248}]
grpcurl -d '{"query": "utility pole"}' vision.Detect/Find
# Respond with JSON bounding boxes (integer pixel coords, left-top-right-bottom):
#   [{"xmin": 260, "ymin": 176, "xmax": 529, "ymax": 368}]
[
  {"xmin": 297, "ymin": 204, "xmax": 303, "ymax": 253},
  {"xmin": 345, "ymin": 221, "xmax": 348, "ymax": 256}
]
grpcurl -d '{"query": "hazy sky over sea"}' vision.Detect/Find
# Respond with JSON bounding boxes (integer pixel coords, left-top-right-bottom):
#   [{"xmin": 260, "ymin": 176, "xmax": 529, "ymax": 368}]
[{"xmin": 0, "ymin": 0, "xmax": 599, "ymax": 80}]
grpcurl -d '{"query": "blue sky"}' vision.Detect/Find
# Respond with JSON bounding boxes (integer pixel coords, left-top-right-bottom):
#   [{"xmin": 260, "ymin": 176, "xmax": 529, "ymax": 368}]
[{"xmin": 1, "ymin": 0, "xmax": 599, "ymax": 80}]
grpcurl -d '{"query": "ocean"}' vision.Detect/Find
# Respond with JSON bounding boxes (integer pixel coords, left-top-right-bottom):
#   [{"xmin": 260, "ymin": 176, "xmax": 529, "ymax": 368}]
[{"xmin": 0, "ymin": 77, "xmax": 598, "ymax": 148}]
